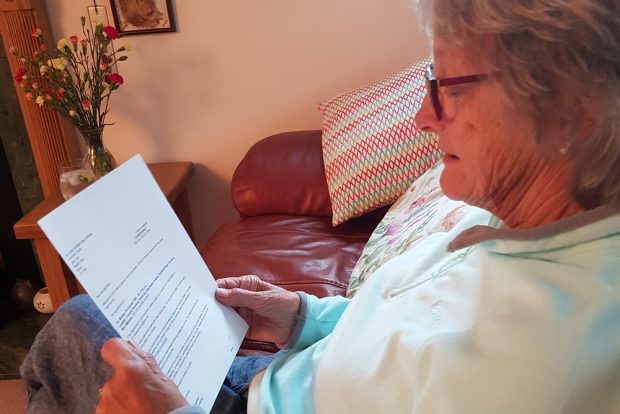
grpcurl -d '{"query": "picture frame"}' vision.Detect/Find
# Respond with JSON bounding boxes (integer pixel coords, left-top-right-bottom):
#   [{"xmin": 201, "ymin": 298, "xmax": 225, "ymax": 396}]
[{"xmin": 109, "ymin": 0, "xmax": 176, "ymax": 35}]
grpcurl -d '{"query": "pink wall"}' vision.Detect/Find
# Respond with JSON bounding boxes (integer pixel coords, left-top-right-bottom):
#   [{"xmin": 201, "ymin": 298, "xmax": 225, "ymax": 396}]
[{"xmin": 44, "ymin": 0, "xmax": 429, "ymax": 247}]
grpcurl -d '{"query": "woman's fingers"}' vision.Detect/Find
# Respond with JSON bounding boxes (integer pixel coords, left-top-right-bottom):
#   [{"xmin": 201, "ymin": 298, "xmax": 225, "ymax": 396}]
[
  {"xmin": 101, "ymin": 338, "xmax": 164, "ymax": 377},
  {"xmin": 100, "ymin": 338, "xmax": 140, "ymax": 367},
  {"xmin": 97, "ymin": 338, "xmax": 188, "ymax": 414},
  {"xmin": 216, "ymin": 275, "xmax": 273, "ymax": 292},
  {"xmin": 127, "ymin": 341, "xmax": 165, "ymax": 376},
  {"xmin": 216, "ymin": 286, "xmax": 265, "ymax": 309}
]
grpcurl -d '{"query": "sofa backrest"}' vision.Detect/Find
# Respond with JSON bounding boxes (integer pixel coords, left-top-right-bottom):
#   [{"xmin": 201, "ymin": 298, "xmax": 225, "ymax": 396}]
[{"xmin": 231, "ymin": 130, "xmax": 333, "ymax": 217}]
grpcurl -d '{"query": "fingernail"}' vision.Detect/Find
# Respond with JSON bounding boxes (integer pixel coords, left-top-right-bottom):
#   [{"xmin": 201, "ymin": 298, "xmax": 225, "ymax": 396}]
[{"xmin": 216, "ymin": 288, "xmax": 228, "ymax": 297}]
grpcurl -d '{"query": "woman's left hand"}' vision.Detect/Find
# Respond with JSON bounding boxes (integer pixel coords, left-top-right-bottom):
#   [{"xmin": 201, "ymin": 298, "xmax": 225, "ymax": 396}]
[{"xmin": 95, "ymin": 338, "xmax": 189, "ymax": 414}]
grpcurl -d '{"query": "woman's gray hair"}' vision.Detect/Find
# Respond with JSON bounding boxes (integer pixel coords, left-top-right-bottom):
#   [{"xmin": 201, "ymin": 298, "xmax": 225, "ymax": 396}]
[{"xmin": 415, "ymin": 0, "xmax": 620, "ymax": 209}]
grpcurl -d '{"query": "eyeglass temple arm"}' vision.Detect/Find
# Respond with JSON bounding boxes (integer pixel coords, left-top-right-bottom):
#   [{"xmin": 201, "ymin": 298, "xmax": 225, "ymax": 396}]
[{"xmin": 438, "ymin": 74, "xmax": 487, "ymax": 87}]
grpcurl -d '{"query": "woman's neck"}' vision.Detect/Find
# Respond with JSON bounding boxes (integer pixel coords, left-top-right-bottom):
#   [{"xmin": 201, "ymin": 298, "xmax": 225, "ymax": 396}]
[{"xmin": 487, "ymin": 165, "xmax": 584, "ymax": 229}]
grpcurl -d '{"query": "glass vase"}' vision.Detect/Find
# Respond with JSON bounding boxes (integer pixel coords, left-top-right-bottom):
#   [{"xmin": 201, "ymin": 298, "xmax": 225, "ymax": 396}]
[{"xmin": 80, "ymin": 128, "xmax": 117, "ymax": 177}]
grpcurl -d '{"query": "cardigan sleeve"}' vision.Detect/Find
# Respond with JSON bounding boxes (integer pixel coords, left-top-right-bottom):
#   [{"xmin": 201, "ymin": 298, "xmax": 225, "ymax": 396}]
[{"xmin": 282, "ymin": 292, "xmax": 350, "ymax": 350}]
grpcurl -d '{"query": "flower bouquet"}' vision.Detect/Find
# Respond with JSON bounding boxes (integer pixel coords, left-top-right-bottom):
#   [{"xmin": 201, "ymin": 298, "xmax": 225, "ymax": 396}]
[{"xmin": 11, "ymin": 17, "xmax": 129, "ymax": 176}]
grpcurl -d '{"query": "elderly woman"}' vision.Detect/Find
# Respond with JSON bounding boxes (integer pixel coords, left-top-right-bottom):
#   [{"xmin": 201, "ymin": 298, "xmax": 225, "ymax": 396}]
[{"xmin": 22, "ymin": 0, "xmax": 620, "ymax": 413}]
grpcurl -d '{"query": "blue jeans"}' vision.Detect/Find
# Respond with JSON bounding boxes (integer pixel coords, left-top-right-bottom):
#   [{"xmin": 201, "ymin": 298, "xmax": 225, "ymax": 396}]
[{"xmin": 20, "ymin": 295, "xmax": 280, "ymax": 414}]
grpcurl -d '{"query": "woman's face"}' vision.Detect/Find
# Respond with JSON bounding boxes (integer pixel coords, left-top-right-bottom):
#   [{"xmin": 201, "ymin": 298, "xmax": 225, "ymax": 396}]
[{"xmin": 415, "ymin": 38, "xmax": 558, "ymax": 213}]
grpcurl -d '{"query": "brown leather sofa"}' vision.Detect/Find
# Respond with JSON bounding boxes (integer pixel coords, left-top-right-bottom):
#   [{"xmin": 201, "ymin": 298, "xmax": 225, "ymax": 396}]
[{"xmin": 200, "ymin": 130, "xmax": 386, "ymax": 353}]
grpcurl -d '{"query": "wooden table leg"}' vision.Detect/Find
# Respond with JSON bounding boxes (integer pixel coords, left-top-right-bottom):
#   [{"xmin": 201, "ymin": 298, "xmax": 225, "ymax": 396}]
[{"xmin": 32, "ymin": 238, "xmax": 79, "ymax": 309}]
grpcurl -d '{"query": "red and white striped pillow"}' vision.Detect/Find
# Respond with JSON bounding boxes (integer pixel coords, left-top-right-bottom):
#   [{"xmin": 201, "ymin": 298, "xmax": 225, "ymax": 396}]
[{"xmin": 319, "ymin": 57, "xmax": 441, "ymax": 226}]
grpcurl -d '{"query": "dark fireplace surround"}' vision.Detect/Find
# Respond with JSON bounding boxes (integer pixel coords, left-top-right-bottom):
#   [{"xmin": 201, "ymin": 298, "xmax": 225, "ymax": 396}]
[{"xmin": 0, "ymin": 0, "xmax": 80, "ymax": 316}]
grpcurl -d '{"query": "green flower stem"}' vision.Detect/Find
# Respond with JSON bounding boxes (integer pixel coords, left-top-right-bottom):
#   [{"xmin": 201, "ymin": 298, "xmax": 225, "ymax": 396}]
[{"xmin": 84, "ymin": 131, "xmax": 117, "ymax": 176}]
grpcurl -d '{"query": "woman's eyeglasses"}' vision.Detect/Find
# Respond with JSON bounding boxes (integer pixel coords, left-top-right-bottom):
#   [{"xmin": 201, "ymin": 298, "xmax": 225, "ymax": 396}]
[{"xmin": 425, "ymin": 65, "xmax": 487, "ymax": 121}]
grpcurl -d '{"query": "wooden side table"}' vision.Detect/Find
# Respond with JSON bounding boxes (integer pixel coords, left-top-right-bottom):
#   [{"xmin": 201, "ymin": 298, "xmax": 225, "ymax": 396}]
[{"xmin": 13, "ymin": 162, "xmax": 195, "ymax": 309}]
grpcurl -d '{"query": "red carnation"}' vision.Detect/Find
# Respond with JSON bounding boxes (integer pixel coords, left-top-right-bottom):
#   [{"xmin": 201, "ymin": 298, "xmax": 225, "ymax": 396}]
[
  {"xmin": 104, "ymin": 73, "xmax": 124, "ymax": 85},
  {"xmin": 102, "ymin": 26, "xmax": 118, "ymax": 40},
  {"xmin": 70, "ymin": 35, "xmax": 78, "ymax": 44},
  {"xmin": 13, "ymin": 67, "xmax": 27, "ymax": 82}
]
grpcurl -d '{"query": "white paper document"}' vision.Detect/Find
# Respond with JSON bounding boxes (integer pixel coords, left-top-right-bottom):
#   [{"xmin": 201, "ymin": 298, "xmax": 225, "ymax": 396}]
[{"xmin": 38, "ymin": 155, "xmax": 248, "ymax": 411}]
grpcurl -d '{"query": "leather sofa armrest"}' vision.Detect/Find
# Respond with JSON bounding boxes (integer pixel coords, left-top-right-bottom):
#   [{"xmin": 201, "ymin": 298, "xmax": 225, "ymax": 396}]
[{"xmin": 231, "ymin": 130, "xmax": 333, "ymax": 217}]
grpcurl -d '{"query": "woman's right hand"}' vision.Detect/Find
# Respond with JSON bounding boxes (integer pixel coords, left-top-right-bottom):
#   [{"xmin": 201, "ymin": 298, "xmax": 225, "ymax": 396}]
[{"xmin": 215, "ymin": 275, "xmax": 301, "ymax": 346}]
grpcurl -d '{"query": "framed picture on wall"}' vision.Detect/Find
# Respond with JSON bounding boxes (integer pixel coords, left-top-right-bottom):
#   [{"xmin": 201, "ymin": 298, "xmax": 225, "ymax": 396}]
[{"xmin": 109, "ymin": 0, "xmax": 176, "ymax": 35}]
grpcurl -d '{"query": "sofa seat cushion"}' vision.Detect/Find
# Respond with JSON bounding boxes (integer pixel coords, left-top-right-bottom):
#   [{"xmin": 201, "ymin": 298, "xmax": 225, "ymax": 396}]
[{"xmin": 201, "ymin": 215, "xmax": 380, "ymax": 298}]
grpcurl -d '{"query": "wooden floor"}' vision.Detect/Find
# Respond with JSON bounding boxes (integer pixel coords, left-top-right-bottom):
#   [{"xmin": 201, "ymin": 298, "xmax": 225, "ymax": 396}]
[
  {"xmin": 0, "ymin": 309, "xmax": 50, "ymax": 380},
  {"xmin": 0, "ymin": 308, "xmax": 49, "ymax": 413}
]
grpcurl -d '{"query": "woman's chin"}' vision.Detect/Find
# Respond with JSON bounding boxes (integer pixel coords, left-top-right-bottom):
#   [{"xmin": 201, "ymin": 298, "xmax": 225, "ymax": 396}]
[{"xmin": 439, "ymin": 168, "xmax": 469, "ymax": 201}]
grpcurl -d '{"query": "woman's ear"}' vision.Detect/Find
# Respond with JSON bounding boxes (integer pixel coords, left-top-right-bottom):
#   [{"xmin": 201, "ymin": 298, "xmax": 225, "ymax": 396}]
[
  {"xmin": 573, "ymin": 94, "xmax": 599, "ymax": 140},
  {"xmin": 552, "ymin": 98, "xmax": 597, "ymax": 156},
  {"xmin": 538, "ymin": 111, "xmax": 571, "ymax": 157},
  {"xmin": 579, "ymin": 112, "xmax": 596, "ymax": 141}
]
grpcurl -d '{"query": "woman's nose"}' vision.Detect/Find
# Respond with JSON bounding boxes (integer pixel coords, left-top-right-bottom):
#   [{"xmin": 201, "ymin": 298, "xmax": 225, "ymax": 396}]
[{"xmin": 415, "ymin": 95, "xmax": 441, "ymax": 133}]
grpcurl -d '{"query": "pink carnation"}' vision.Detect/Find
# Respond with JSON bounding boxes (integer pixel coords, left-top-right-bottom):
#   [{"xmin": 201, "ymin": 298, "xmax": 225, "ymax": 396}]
[
  {"xmin": 70, "ymin": 35, "xmax": 78, "ymax": 44},
  {"xmin": 31, "ymin": 28, "xmax": 42, "ymax": 37},
  {"xmin": 39, "ymin": 43, "xmax": 47, "ymax": 52}
]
